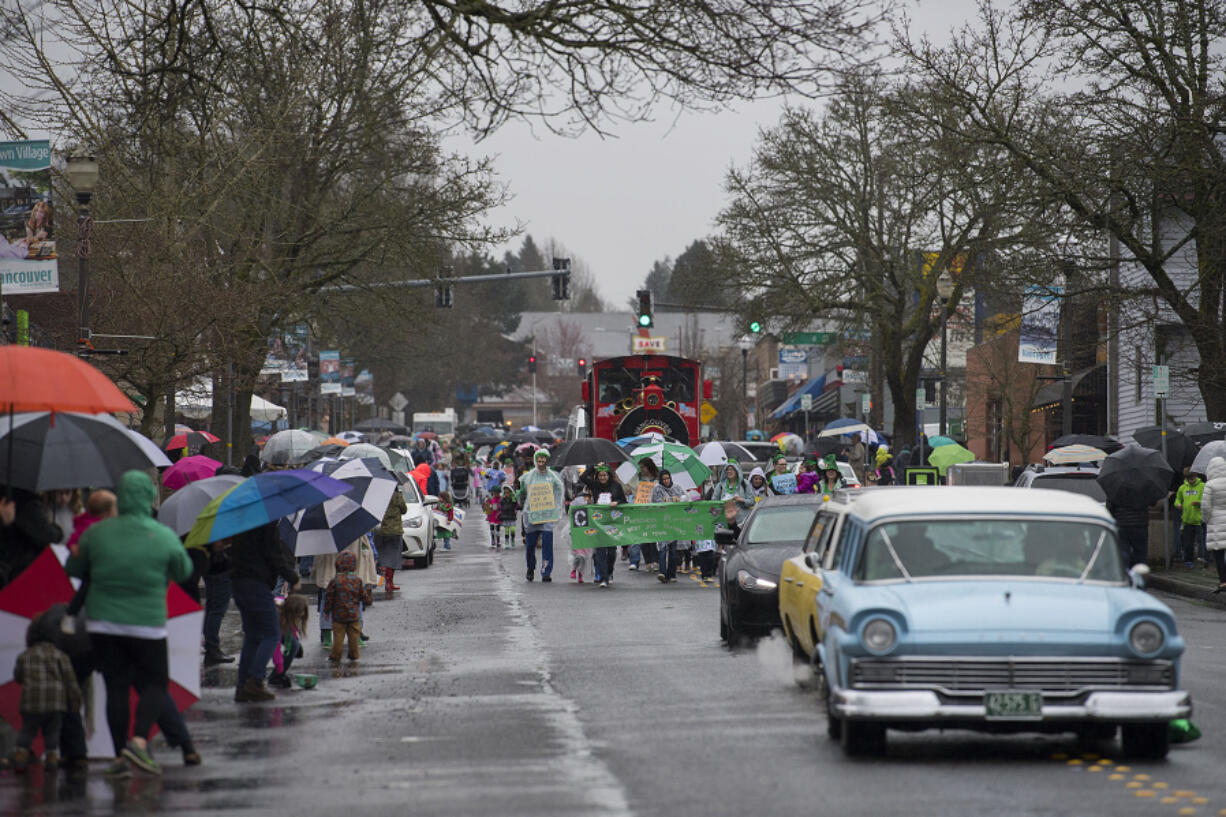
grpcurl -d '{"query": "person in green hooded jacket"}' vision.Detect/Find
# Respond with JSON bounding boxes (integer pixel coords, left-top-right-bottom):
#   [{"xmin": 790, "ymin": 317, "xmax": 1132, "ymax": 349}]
[{"xmin": 65, "ymin": 470, "xmax": 193, "ymax": 778}]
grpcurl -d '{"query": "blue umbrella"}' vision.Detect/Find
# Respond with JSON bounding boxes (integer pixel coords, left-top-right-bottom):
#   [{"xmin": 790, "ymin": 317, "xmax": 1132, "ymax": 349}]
[{"xmin": 184, "ymin": 469, "xmax": 351, "ymax": 548}]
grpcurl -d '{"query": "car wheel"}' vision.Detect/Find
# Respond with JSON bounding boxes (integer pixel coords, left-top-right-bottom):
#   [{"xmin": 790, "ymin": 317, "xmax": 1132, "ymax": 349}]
[
  {"xmin": 840, "ymin": 720, "xmax": 886, "ymax": 756},
  {"xmin": 825, "ymin": 688, "xmax": 842, "ymax": 740},
  {"xmin": 1120, "ymin": 723, "xmax": 1170, "ymax": 760},
  {"xmin": 721, "ymin": 597, "xmax": 745, "ymax": 647},
  {"xmin": 427, "ymin": 548, "xmax": 435, "ymax": 565}
]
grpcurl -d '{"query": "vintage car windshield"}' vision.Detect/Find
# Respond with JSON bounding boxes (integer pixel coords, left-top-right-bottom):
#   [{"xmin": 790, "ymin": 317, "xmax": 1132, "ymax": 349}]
[
  {"xmin": 855, "ymin": 519, "xmax": 1125, "ymax": 582},
  {"xmin": 746, "ymin": 507, "xmax": 819, "ymax": 545}
]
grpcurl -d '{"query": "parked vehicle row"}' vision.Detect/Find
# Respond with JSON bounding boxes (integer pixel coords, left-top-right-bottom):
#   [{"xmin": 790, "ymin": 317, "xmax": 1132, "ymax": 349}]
[{"xmin": 719, "ymin": 485, "xmax": 1191, "ymax": 758}]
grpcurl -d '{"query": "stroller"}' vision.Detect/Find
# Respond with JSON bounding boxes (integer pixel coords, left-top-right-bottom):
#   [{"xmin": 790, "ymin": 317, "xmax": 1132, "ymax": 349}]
[{"xmin": 450, "ymin": 464, "xmax": 471, "ymax": 508}]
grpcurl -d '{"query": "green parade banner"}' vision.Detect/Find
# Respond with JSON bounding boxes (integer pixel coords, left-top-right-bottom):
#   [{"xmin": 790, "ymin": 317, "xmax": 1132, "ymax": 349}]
[{"xmin": 569, "ymin": 501, "xmax": 726, "ymax": 549}]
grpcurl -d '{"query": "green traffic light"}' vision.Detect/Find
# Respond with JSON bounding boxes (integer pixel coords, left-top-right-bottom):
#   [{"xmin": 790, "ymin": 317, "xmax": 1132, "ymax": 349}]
[
  {"xmin": 749, "ymin": 321, "xmax": 761, "ymax": 333},
  {"xmin": 638, "ymin": 314, "xmax": 652, "ymax": 327}
]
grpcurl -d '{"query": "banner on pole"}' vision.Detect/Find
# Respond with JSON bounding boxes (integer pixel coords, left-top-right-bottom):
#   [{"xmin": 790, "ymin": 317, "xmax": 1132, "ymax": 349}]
[
  {"xmin": 0, "ymin": 140, "xmax": 57, "ymax": 295},
  {"xmin": 319, "ymin": 350, "xmax": 341, "ymax": 394},
  {"xmin": 569, "ymin": 501, "xmax": 725, "ymax": 549},
  {"xmin": 341, "ymin": 358, "xmax": 356, "ymax": 396},
  {"xmin": 1017, "ymin": 281, "xmax": 1063, "ymax": 364}
]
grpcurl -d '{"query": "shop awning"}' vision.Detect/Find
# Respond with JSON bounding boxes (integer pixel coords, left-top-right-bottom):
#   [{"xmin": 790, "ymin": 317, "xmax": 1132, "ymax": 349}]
[
  {"xmin": 771, "ymin": 375, "xmax": 827, "ymax": 419},
  {"xmin": 1031, "ymin": 364, "xmax": 1106, "ymax": 411}
]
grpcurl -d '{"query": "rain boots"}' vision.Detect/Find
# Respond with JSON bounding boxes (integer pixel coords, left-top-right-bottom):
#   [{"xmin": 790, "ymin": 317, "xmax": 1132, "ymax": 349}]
[
  {"xmin": 383, "ymin": 568, "xmax": 400, "ymax": 592},
  {"xmin": 234, "ymin": 677, "xmax": 275, "ymax": 703}
]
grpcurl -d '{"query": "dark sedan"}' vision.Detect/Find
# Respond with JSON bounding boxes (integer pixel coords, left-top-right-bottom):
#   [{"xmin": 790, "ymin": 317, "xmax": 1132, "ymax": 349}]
[{"xmin": 718, "ymin": 495, "xmax": 823, "ymax": 645}]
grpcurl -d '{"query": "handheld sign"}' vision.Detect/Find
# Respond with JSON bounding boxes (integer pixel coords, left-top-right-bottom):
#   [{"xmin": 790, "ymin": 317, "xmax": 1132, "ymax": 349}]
[
  {"xmin": 634, "ymin": 481, "xmax": 657, "ymax": 504},
  {"xmin": 526, "ymin": 482, "xmax": 559, "ymax": 521},
  {"xmin": 770, "ymin": 473, "xmax": 797, "ymax": 494}
]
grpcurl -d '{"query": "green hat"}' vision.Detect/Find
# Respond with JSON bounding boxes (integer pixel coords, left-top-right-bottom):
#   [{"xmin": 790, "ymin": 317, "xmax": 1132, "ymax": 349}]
[
  {"xmin": 770, "ymin": 452, "xmax": 787, "ymax": 463},
  {"xmin": 594, "ymin": 463, "xmax": 611, "ymax": 473},
  {"xmin": 821, "ymin": 454, "xmax": 839, "ymax": 471},
  {"xmin": 534, "ymin": 448, "xmax": 550, "ymax": 460}
]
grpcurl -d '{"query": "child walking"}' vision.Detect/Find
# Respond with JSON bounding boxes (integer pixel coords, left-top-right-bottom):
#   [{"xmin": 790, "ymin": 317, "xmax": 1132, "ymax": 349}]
[
  {"xmin": 323, "ymin": 552, "xmax": 371, "ymax": 663},
  {"xmin": 486, "ymin": 494, "xmax": 503, "ymax": 549},
  {"xmin": 13, "ymin": 613, "xmax": 83, "ymax": 770},
  {"xmin": 268, "ymin": 595, "xmax": 309, "ymax": 688},
  {"xmin": 436, "ymin": 491, "xmax": 455, "ymax": 551},
  {"xmin": 499, "ymin": 486, "xmax": 518, "ymax": 549}
]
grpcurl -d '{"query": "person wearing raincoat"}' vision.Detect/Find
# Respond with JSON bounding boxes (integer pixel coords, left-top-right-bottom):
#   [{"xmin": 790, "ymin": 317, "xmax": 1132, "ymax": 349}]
[
  {"xmin": 747, "ymin": 467, "xmax": 772, "ymax": 503},
  {"xmin": 710, "ymin": 460, "xmax": 752, "ymax": 523},
  {"xmin": 516, "ymin": 449, "xmax": 565, "ymax": 583},
  {"xmin": 652, "ymin": 469, "xmax": 687, "ymax": 583},
  {"xmin": 1200, "ymin": 457, "xmax": 1226, "ymax": 594}
]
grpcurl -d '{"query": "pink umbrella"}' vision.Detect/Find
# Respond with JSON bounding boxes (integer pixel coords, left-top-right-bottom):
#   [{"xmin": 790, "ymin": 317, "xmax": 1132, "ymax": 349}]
[{"xmin": 162, "ymin": 454, "xmax": 222, "ymax": 491}]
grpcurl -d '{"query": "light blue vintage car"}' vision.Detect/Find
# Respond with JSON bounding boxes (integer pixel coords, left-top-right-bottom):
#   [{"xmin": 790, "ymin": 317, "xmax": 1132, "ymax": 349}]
[{"xmin": 816, "ymin": 487, "xmax": 1190, "ymax": 757}]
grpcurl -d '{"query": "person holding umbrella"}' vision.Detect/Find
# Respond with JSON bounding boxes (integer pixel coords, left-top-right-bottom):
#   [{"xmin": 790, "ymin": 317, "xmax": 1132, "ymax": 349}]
[
  {"xmin": 65, "ymin": 470, "xmax": 194, "ymax": 777},
  {"xmin": 230, "ymin": 521, "xmax": 301, "ymax": 702},
  {"xmin": 517, "ymin": 449, "xmax": 565, "ymax": 583}
]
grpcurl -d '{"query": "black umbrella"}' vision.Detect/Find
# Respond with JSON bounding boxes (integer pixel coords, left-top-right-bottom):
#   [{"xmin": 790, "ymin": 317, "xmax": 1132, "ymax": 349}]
[
  {"xmin": 386, "ymin": 435, "xmax": 416, "ymax": 447},
  {"xmin": 1132, "ymin": 426, "xmax": 1196, "ymax": 474},
  {"xmin": 300, "ymin": 443, "xmax": 347, "ymax": 463},
  {"xmin": 1181, "ymin": 422, "xmax": 1226, "ymax": 446},
  {"xmin": 507, "ymin": 431, "xmax": 543, "ymax": 444},
  {"xmin": 353, "ymin": 417, "xmax": 410, "ymax": 435},
  {"xmin": 548, "ymin": 438, "xmax": 630, "ymax": 467},
  {"xmin": 467, "ymin": 434, "xmax": 505, "ymax": 447},
  {"xmin": 807, "ymin": 437, "xmax": 844, "ymax": 458},
  {"xmin": 1097, "ymin": 444, "xmax": 1174, "ymax": 507},
  {"xmin": 1048, "ymin": 434, "xmax": 1124, "ymax": 454}
]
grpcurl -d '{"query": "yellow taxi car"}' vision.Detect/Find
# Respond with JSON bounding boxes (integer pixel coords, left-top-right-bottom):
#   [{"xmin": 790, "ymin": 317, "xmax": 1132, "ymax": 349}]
[{"xmin": 777, "ymin": 490, "xmax": 858, "ymax": 665}]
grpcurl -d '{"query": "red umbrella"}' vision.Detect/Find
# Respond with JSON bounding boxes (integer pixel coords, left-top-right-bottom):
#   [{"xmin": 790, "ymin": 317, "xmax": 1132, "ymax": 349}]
[
  {"xmin": 162, "ymin": 454, "xmax": 223, "ymax": 491},
  {"xmin": 0, "ymin": 549, "xmax": 202, "ymax": 758},
  {"xmin": 164, "ymin": 430, "xmax": 220, "ymax": 451},
  {"xmin": 0, "ymin": 346, "xmax": 136, "ymax": 415}
]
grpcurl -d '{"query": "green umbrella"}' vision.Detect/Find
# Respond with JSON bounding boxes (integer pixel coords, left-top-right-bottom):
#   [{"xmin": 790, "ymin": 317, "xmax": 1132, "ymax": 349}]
[
  {"xmin": 928, "ymin": 443, "xmax": 974, "ymax": 476},
  {"xmin": 614, "ymin": 440, "xmax": 711, "ymax": 491}
]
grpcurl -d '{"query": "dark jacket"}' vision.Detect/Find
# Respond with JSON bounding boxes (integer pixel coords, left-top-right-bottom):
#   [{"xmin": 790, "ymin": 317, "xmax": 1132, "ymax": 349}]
[
  {"xmin": 588, "ymin": 477, "xmax": 627, "ymax": 505},
  {"xmin": 0, "ymin": 490, "xmax": 63, "ymax": 587},
  {"xmin": 1107, "ymin": 500, "xmax": 1151, "ymax": 529},
  {"xmin": 229, "ymin": 522, "xmax": 298, "ymax": 588},
  {"xmin": 425, "ymin": 470, "xmax": 440, "ymax": 497}
]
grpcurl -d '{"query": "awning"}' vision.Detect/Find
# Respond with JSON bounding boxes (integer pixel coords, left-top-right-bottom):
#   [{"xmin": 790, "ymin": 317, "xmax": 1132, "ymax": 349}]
[
  {"xmin": 771, "ymin": 375, "xmax": 826, "ymax": 419},
  {"xmin": 176, "ymin": 378, "xmax": 287, "ymax": 423},
  {"xmin": 811, "ymin": 387, "xmax": 841, "ymax": 418},
  {"xmin": 1031, "ymin": 364, "xmax": 1106, "ymax": 411}
]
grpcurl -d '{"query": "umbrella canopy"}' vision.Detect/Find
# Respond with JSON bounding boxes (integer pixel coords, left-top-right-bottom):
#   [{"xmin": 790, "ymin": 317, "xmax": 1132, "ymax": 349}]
[
  {"xmin": 340, "ymin": 442, "xmax": 392, "ymax": 470},
  {"xmin": 0, "ymin": 346, "xmax": 137, "ymax": 414},
  {"xmin": 774, "ymin": 433, "xmax": 804, "ymax": 455},
  {"xmin": 1097, "ymin": 444, "xmax": 1174, "ymax": 507},
  {"xmin": 123, "ymin": 427, "xmax": 173, "ymax": 468},
  {"xmin": 379, "ymin": 445, "xmax": 411, "ymax": 475},
  {"xmin": 616, "ymin": 432, "xmax": 668, "ymax": 448},
  {"xmin": 817, "ymin": 419, "xmax": 873, "ymax": 438},
  {"xmin": 549, "ymin": 438, "xmax": 630, "ymax": 468},
  {"xmin": 507, "ymin": 430, "xmax": 555, "ymax": 444},
  {"xmin": 416, "ymin": 431, "xmax": 438, "ymax": 440},
  {"xmin": 184, "ymin": 469, "xmax": 351, "ymax": 548},
  {"xmin": 157, "ymin": 474, "xmax": 245, "ymax": 535},
  {"xmin": 278, "ymin": 458, "xmax": 398, "ymax": 556},
  {"xmin": 0, "ymin": 412, "xmax": 169, "ymax": 491},
  {"xmin": 1042, "ymin": 445, "xmax": 1107, "ymax": 465},
  {"xmin": 491, "ymin": 440, "xmax": 512, "ymax": 460},
  {"xmin": 1190, "ymin": 440, "xmax": 1226, "ymax": 475},
  {"xmin": 319, "ymin": 436, "xmax": 351, "ymax": 447},
  {"xmin": 387, "ymin": 435, "xmax": 416, "ymax": 447},
  {"xmin": 694, "ymin": 441, "xmax": 755, "ymax": 467},
  {"xmin": 515, "ymin": 441, "xmax": 541, "ymax": 455},
  {"xmin": 928, "ymin": 443, "xmax": 975, "ymax": 475},
  {"xmin": 260, "ymin": 429, "xmax": 319, "ymax": 466},
  {"xmin": 1182, "ymin": 422, "xmax": 1226, "ymax": 446},
  {"xmin": 467, "ymin": 434, "xmax": 505, "ymax": 447},
  {"xmin": 1049, "ymin": 434, "xmax": 1124, "ymax": 454},
  {"xmin": 807, "ymin": 437, "xmax": 844, "ymax": 458},
  {"xmin": 164, "ymin": 430, "xmax": 219, "ymax": 451},
  {"xmin": 162, "ymin": 455, "xmax": 222, "ymax": 491},
  {"xmin": 354, "ymin": 417, "xmax": 410, "ymax": 435},
  {"xmin": 303, "ymin": 429, "xmax": 331, "ymax": 442},
  {"xmin": 927, "ymin": 435, "xmax": 957, "ymax": 448},
  {"xmin": 338, "ymin": 430, "xmax": 365, "ymax": 444},
  {"xmin": 615, "ymin": 440, "xmax": 711, "ymax": 491},
  {"xmin": 1133, "ymin": 426, "xmax": 1197, "ymax": 475},
  {"xmin": 301, "ymin": 443, "xmax": 348, "ymax": 463},
  {"xmin": 745, "ymin": 429, "xmax": 765, "ymax": 441}
]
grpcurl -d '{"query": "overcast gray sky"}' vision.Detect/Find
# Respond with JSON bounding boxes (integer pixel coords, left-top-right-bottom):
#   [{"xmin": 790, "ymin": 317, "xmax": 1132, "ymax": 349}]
[{"xmin": 451, "ymin": 0, "xmax": 978, "ymax": 308}]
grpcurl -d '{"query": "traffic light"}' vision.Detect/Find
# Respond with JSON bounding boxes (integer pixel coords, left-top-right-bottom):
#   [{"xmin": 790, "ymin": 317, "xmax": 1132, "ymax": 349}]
[
  {"xmin": 528, "ymin": 355, "xmax": 537, "ymax": 374},
  {"xmin": 749, "ymin": 320, "xmax": 762, "ymax": 333},
  {"xmin": 551, "ymin": 257, "xmax": 571, "ymax": 300},
  {"xmin": 577, "ymin": 357, "xmax": 587, "ymax": 376},
  {"xmin": 434, "ymin": 284, "xmax": 453, "ymax": 308},
  {"xmin": 636, "ymin": 289, "xmax": 653, "ymax": 328}
]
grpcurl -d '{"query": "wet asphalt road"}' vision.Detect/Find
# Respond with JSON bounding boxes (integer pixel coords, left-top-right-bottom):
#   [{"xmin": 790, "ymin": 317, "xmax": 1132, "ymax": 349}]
[{"xmin": 3, "ymin": 516, "xmax": 1226, "ymax": 817}]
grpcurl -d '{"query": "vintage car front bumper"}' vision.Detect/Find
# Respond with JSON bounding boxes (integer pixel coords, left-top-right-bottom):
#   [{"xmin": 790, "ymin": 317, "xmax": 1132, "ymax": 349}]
[{"xmin": 831, "ymin": 688, "xmax": 1191, "ymax": 722}]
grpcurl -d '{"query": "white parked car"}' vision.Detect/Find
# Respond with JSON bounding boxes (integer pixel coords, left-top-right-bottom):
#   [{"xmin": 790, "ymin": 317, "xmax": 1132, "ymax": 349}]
[
  {"xmin": 1014, "ymin": 464, "xmax": 1105, "ymax": 503},
  {"xmin": 400, "ymin": 478, "xmax": 438, "ymax": 568}
]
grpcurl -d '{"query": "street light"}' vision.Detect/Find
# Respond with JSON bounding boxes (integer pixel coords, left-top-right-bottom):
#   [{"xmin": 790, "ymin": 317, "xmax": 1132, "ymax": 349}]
[
  {"xmin": 66, "ymin": 151, "xmax": 99, "ymax": 350},
  {"xmin": 936, "ymin": 270, "xmax": 955, "ymax": 436},
  {"xmin": 738, "ymin": 336, "xmax": 752, "ymax": 438}
]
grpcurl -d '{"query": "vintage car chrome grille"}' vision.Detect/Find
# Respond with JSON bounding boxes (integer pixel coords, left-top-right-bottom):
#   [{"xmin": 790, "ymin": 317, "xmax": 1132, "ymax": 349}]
[{"xmin": 849, "ymin": 657, "xmax": 1174, "ymax": 692}]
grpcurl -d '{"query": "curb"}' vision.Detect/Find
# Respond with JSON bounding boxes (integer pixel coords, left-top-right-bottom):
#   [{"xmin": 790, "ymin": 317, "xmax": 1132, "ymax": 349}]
[{"xmin": 1146, "ymin": 573, "xmax": 1226, "ymax": 609}]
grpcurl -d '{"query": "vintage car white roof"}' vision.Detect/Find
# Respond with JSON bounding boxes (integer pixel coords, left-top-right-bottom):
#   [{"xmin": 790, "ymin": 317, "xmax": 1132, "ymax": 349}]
[{"xmin": 848, "ymin": 486, "xmax": 1115, "ymax": 524}]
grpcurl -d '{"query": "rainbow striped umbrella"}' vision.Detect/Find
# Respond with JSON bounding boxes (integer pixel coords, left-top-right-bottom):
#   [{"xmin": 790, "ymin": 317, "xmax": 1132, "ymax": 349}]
[{"xmin": 184, "ymin": 469, "xmax": 351, "ymax": 548}]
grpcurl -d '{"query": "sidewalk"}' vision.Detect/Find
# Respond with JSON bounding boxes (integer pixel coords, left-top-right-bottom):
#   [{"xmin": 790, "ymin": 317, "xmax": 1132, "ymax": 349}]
[{"xmin": 1145, "ymin": 561, "xmax": 1226, "ymax": 609}]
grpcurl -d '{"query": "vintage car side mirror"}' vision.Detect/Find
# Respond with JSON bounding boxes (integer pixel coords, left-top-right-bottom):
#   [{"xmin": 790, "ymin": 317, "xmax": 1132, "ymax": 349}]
[
  {"xmin": 1129, "ymin": 562, "xmax": 1150, "ymax": 589},
  {"xmin": 423, "ymin": 495, "xmax": 440, "ymax": 506}
]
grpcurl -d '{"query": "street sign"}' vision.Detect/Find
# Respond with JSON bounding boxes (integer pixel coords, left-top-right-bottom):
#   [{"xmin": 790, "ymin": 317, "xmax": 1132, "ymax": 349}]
[
  {"xmin": 778, "ymin": 347, "xmax": 808, "ymax": 364},
  {"xmin": 632, "ymin": 336, "xmax": 667, "ymax": 353},
  {"xmin": 800, "ymin": 394, "xmax": 813, "ymax": 411},
  {"xmin": 389, "ymin": 391, "xmax": 408, "ymax": 412},
  {"xmin": 391, "ymin": 410, "xmax": 405, "ymax": 426},
  {"xmin": 916, "ymin": 387, "xmax": 926, "ymax": 408},
  {"xmin": 781, "ymin": 331, "xmax": 838, "ymax": 346},
  {"xmin": 700, "ymin": 401, "xmax": 718, "ymax": 424},
  {"xmin": 861, "ymin": 393, "xmax": 871, "ymax": 414},
  {"xmin": 843, "ymin": 369, "xmax": 867, "ymax": 384},
  {"xmin": 1153, "ymin": 365, "xmax": 1170, "ymax": 399}
]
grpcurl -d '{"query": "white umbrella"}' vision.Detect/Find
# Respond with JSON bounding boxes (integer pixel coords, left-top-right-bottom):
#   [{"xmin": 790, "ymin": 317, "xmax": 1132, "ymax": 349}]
[
  {"xmin": 123, "ymin": 426, "xmax": 173, "ymax": 468},
  {"xmin": 157, "ymin": 474, "xmax": 245, "ymax": 535},
  {"xmin": 694, "ymin": 441, "xmax": 755, "ymax": 468},
  {"xmin": 1043, "ymin": 444, "xmax": 1107, "ymax": 465},
  {"xmin": 1191, "ymin": 440, "xmax": 1226, "ymax": 475},
  {"xmin": 340, "ymin": 442, "xmax": 392, "ymax": 470},
  {"xmin": 260, "ymin": 428, "xmax": 317, "ymax": 465}
]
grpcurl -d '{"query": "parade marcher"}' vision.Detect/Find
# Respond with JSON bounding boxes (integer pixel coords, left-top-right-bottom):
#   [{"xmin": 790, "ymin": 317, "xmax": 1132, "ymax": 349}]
[
  {"xmin": 436, "ymin": 491, "xmax": 455, "ymax": 551},
  {"xmin": 324, "ymin": 551, "xmax": 372, "ymax": 663},
  {"xmin": 12, "ymin": 612, "xmax": 82, "ymax": 771},
  {"xmin": 818, "ymin": 455, "xmax": 846, "ymax": 497},
  {"xmin": 1175, "ymin": 468, "xmax": 1206, "ymax": 567},
  {"xmin": 517, "ymin": 449, "xmax": 565, "ymax": 583},
  {"xmin": 628, "ymin": 458, "xmax": 659, "ymax": 571},
  {"xmin": 229, "ymin": 521, "xmax": 300, "ymax": 703},
  {"xmin": 1199, "ymin": 457, "xmax": 1226, "ymax": 594},
  {"xmin": 375, "ymin": 484, "xmax": 408, "ymax": 598},
  {"xmin": 268, "ymin": 594, "xmax": 309, "ymax": 687},
  {"xmin": 711, "ymin": 461, "xmax": 752, "ymax": 524},
  {"xmin": 486, "ymin": 492, "xmax": 503, "ymax": 549},
  {"xmin": 567, "ymin": 486, "xmax": 591, "ymax": 583},
  {"xmin": 768, "ymin": 453, "xmax": 796, "ymax": 494},
  {"xmin": 66, "ymin": 470, "xmax": 194, "ymax": 776},
  {"xmin": 589, "ymin": 464, "xmax": 628, "ymax": 588},
  {"xmin": 652, "ymin": 469, "xmax": 686, "ymax": 584},
  {"xmin": 747, "ymin": 467, "xmax": 771, "ymax": 502},
  {"xmin": 499, "ymin": 485, "xmax": 518, "ymax": 549},
  {"xmin": 0, "ymin": 487, "xmax": 63, "ymax": 588}
]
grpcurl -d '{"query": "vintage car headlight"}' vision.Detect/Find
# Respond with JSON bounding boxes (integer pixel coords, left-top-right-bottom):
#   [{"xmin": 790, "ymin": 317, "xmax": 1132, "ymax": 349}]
[
  {"xmin": 404, "ymin": 514, "xmax": 425, "ymax": 529},
  {"xmin": 737, "ymin": 570, "xmax": 777, "ymax": 592},
  {"xmin": 862, "ymin": 618, "xmax": 897, "ymax": 654},
  {"xmin": 1129, "ymin": 621, "xmax": 1165, "ymax": 656}
]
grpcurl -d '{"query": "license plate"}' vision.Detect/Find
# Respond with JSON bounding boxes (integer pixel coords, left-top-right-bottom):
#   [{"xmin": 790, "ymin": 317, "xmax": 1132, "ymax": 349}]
[{"xmin": 984, "ymin": 691, "xmax": 1043, "ymax": 720}]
